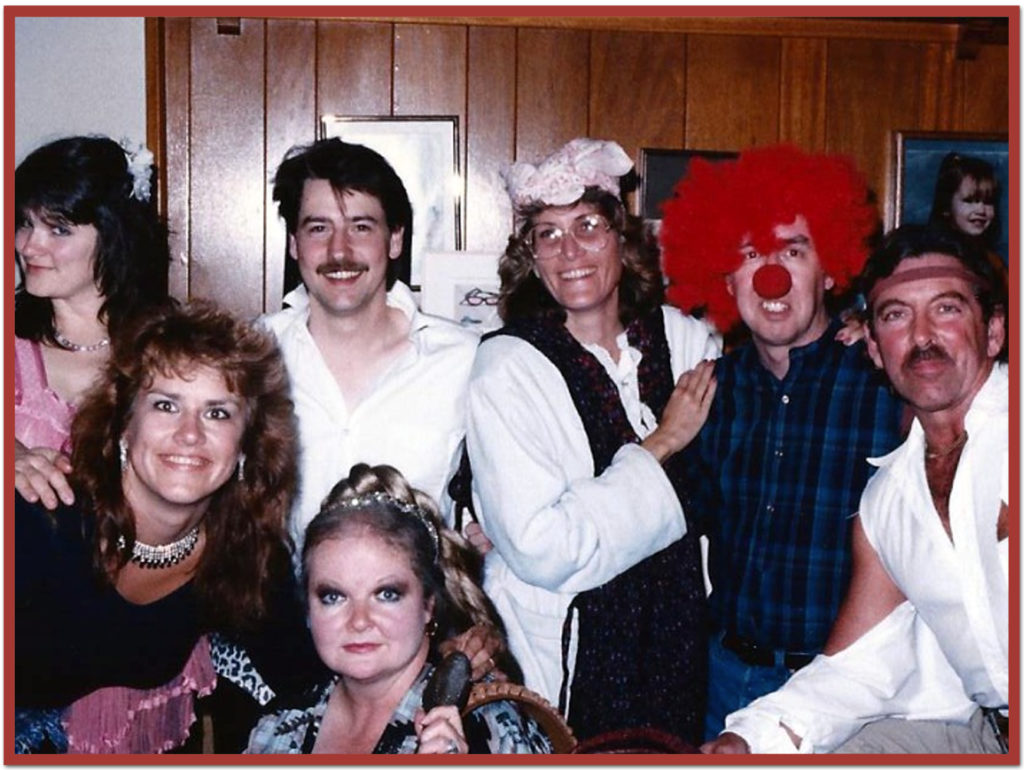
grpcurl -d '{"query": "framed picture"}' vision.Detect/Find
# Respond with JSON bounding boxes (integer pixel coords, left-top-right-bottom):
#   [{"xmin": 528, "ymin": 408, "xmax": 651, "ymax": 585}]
[
  {"xmin": 639, "ymin": 148, "xmax": 738, "ymax": 221},
  {"xmin": 420, "ymin": 251, "xmax": 501, "ymax": 333},
  {"xmin": 890, "ymin": 131, "xmax": 1009, "ymax": 261},
  {"xmin": 320, "ymin": 115, "xmax": 462, "ymax": 287}
]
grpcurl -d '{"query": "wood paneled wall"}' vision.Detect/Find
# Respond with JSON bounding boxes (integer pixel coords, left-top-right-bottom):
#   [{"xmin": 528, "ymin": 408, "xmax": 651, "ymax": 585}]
[{"xmin": 152, "ymin": 16, "xmax": 1010, "ymax": 316}]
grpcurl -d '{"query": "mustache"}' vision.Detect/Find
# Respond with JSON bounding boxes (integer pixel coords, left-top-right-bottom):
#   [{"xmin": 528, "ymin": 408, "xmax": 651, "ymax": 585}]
[
  {"xmin": 904, "ymin": 343, "xmax": 952, "ymax": 368},
  {"xmin": 316, "ymin": 260, "xmax": 367, "ymax": 276}
]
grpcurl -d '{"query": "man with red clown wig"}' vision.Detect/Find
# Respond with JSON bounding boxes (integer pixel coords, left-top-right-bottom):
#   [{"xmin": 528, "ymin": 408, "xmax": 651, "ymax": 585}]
[{"xmin": 660, "ymin": 145, "xmax": 905, "ymax": 740}]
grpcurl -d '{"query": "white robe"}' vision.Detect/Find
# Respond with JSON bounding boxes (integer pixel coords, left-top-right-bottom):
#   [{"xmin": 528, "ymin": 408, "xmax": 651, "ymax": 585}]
[{"xmin": 466, "ymin": 306, "xmax": 720, "ymax": 706}]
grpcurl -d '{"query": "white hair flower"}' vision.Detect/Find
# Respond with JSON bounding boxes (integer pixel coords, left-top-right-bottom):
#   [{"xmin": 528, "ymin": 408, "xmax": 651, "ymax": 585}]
[{"xmin": 119, "ymin": 138, "xmax": 154, "ymax": 203}]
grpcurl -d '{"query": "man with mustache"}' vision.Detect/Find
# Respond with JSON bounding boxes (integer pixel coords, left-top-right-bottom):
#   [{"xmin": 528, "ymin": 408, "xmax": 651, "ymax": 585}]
[
  {"xmin": 659, "ymin": 146, "xmax": 906, "ymax": 738},
  {"xmin": 265, "ymin": 139, "xmax": 477, "ymax": 549},
  {"xmin": 704, "ymin": 224, "xmax": 1009, "ymax": 754}
]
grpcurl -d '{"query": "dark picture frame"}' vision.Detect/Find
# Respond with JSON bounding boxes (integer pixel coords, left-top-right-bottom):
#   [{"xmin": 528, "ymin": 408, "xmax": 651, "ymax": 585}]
[
  {"xmin": 638, "ymin": 148, "xmax": 738, "ymax": 221},
  {"xmin": 320, "ymin": 115, "xmax": 462, "ymax": 288},
  {"xmin": 890, "ymin": 130, "xmax": 1009, "ymax": 261}
]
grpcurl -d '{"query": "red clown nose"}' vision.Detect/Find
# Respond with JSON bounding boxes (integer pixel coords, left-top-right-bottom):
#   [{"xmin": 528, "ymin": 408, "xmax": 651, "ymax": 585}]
[{"xmin": 752, "ymin": 263, "xmax": 792, "ymax": 299}]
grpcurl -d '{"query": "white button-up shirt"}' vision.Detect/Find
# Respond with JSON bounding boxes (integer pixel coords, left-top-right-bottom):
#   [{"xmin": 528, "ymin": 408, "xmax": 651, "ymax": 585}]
[
  {"xmin": 263, "ymin": 281, "xmax": 478, "ymax": 548},
  {"xmin": 725, "ymin": 364, "xmax": 1009, "ymax": 753}
]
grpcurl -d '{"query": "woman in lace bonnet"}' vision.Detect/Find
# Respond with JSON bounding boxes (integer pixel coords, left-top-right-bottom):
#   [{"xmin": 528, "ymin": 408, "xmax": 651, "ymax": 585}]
[{"xmin": 461, "ymin": 138, "xmax": 720, "ymax": 744}]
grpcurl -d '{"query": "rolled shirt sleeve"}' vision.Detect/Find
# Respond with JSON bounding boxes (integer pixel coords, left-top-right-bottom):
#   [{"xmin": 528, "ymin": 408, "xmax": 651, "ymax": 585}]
[{"xmin": 725, "ymin": 602, "xmax": 976, "ymax": 753}]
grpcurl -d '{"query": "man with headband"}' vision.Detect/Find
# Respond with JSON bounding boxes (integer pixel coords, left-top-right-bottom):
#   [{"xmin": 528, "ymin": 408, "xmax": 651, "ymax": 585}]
[
  {"xmin": 703, "ymin": 224, "xmax": 1008, "ymax": 754},
  {"xmin": 659, "ymin": 145, "xmax": 905, "ymax": 738}
]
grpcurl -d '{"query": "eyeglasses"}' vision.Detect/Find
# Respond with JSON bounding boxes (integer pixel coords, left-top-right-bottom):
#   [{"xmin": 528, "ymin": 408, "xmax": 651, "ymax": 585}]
[
  {"xmin": 459, "ymin": 287, "xmax": 499, "ymax": 307},
  {"xmin": 526, "ymin": 214, "xmax": 613, "ymax": 260}
]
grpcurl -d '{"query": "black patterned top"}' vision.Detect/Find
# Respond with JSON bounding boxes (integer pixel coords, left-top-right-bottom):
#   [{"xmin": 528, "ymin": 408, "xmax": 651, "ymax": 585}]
[{"xmin": 246, "ymin": 665, "xmax": 552, "ymax": 754}]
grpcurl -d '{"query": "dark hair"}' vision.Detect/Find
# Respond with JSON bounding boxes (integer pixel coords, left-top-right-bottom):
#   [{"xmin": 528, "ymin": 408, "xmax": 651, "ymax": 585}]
[
  {"xmin": 14, "ymin": 135, "xmax": 170, "ymax": 342},
  {"xmin": 71, "ymin": 302, "xmax": 298, "ymax": 630},
  {"xmin": 303, "ymin": 464, "xmax": 504, "ymax": 652},
  {"xmin": 273, "ymin": 138, "xmax": 413, "ymax": 291},
  {"xmin": 498, "ymin": 187, "xmax": 663, "ymax": 325},
  {"xmin": 859, "ymin": 224, "xmax": 1008, "ymax": 362},
  {"xmin": 928, "ymin": 152, "xmax": 999, "ymax": 247}
]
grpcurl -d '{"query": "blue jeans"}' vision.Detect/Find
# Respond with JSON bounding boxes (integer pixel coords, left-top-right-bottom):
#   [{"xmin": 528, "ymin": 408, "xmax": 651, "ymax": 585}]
[{"xmin": 704, "ymin": 633, "xmax": 794, "ymax": 742}]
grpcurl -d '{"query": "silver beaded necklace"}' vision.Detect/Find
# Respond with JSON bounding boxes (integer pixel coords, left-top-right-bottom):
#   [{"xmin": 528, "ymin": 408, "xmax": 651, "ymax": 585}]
[
  {"xmin": 117, "ymin": 525, "xmax": 201, "ymax": 569},
  {"xmin": 53, "ymin": 328, "xmax": 110, "ymax": 353}
]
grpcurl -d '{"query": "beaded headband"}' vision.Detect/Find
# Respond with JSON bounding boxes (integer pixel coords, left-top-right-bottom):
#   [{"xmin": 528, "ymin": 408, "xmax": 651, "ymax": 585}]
[{"xmin": 322, "ymin": 490, "xmax": 440, "ymax": 561}]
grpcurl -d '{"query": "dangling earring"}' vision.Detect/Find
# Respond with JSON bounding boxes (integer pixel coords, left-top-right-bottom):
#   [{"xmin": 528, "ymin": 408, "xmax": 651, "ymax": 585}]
[
  {"xmin": 119, "ymin": 438, "xmax": 128, "ymax": 473},
  {"xmin": 426, "ymin": 618, "xmax": 438, "ymax": 638},
  {"xmin": 236, "ymin": 454, "xmax": 246, "ymax": 482}
]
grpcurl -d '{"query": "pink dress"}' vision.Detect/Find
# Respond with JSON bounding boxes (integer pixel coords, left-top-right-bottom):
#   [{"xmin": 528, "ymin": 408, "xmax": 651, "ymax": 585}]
[
  {"xmin": 15, "ymin": 337, "xmax": 217, "ymax": 753},
  {"xmin": 14, "ymin": 337, "xmax": 75, "ymax": 453}
]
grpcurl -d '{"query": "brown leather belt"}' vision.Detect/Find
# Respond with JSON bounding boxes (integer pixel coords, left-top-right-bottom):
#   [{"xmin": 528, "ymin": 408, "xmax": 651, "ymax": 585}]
[{"xmin": 721, "ymin": 632, "xmax": 815, "ymax": 671}]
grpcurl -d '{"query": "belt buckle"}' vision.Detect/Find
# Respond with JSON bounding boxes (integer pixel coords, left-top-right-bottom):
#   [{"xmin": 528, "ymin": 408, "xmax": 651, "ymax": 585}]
[
  {"xmin": 736, "ymin": 637, "xmax": 757, "ymax": 658},
  {"xmin": 723, "ymin": 633, "xmax": 758, "ymax": 661},
  {"xmin": 736, "ymin": 636, "xmax": 770, "ymax": 667}
]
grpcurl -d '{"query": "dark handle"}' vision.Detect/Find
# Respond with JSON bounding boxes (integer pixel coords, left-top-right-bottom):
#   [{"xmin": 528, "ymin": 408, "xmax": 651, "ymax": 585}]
[{"xmin": 422, "ymin": 651, "xmax": 472, "ymax": 711}]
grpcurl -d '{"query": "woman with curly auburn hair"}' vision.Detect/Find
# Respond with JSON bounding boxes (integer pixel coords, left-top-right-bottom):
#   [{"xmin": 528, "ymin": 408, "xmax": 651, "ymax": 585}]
[
  {"xmin": 15, "ymin": 302, "xmax": 319, "ymax": 754},
  {"xmin": 462, "ymin": 138, "xmax": 720, "ymax": 745},
  {"xmin": 71, "ymin": 302, "xmax": 297, "ymax": 626}
]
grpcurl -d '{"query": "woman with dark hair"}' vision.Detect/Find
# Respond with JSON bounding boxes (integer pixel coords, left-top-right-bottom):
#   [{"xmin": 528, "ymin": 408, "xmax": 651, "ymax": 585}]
[
  {"xmin": 463, "ymin": 139, "xmax": 720, "ymax": 745},
  {"xmin": 15, "ymin": 303, "xmax": 316, "ymax": 753},
  {"xmin": 14, "ymin": 134, "xmax": 170, "ymax": 509},
  {"xmin": 13, "ymin": 135, "xmax": 194, "ymax": 753},
  {"xmin": 247, "ymin": 463, "xmax": 551, "ymax": 754}
]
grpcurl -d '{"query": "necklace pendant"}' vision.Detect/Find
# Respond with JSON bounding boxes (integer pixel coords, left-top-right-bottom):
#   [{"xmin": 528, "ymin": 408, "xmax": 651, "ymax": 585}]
[{"xmin": 924, "ymin": 431, "xmax": 968, "ymax": 461}]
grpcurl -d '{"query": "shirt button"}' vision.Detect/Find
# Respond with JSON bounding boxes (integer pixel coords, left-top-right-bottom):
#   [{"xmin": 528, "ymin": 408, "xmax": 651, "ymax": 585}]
[
  {"xmin": 766, "ymin": 504, "xmax": 775, "ymax": 513},
  {"xmin": 775, "ymin": 449, "xmax": 784, "ymax": 457},
  {"xmin": 781, "ymin": 394, "xmax": 790, "ymax": 404}
]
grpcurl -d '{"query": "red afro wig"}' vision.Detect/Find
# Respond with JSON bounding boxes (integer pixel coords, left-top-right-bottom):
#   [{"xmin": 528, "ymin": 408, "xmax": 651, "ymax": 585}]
[{"xmin": 659, "ymin": 145, "xmax": 878, "ymax": 333}]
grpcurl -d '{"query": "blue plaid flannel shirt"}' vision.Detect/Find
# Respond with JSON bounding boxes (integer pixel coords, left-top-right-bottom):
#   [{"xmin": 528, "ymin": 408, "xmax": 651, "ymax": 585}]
[{"xmin": 688, "ymin": 321, "xmax": 904, "ymax": 654}]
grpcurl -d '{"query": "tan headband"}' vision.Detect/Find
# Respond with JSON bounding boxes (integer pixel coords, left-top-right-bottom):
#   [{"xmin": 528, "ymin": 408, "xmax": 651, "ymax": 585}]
[{"xmin": 867, "ymin": 265, "xmax": 990, "ymax": 305}]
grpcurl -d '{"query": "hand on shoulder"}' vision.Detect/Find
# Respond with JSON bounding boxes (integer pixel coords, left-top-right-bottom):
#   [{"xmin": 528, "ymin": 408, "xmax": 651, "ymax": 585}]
[
  {"xmin": 14, "ymin": 440, "xmax": 74, "ymax": 509},
  {"xmin": 641, "ymin": 359, "xmax": 717, "ymax": 463}
]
